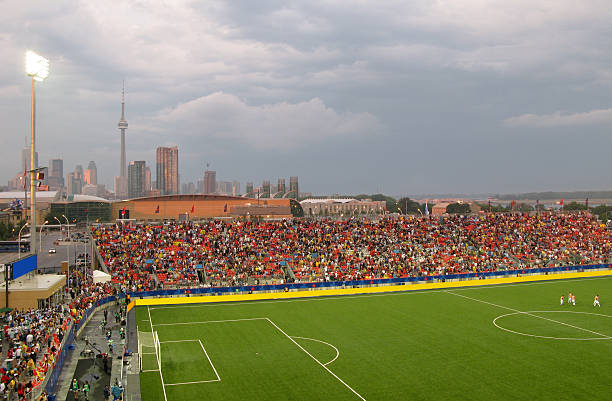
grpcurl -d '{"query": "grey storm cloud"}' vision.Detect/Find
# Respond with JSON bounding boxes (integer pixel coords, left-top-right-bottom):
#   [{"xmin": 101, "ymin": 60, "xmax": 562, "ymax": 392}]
[{"xmin": 2, "ymin": 0, "xmax": 612, "ymax": 195}]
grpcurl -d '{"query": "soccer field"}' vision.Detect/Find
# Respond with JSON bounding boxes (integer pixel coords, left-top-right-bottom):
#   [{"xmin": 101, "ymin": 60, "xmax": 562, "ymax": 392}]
[{"xmin": 137, "ymin": 276, "xmax": 611, "ymax": 400}]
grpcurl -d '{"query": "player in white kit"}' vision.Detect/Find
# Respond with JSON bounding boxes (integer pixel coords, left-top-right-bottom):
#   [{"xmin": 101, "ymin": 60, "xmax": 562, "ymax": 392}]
[{"xmin": 593, "ymin": 295, "xmax": 600, "ymax": 307}]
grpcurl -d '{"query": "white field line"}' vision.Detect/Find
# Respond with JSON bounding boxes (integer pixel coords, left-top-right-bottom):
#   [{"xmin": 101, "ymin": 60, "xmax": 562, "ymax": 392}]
[
  {"xmin": 149, "ymin": 276, "xmax": 612, "ymax": 311},
  {"xmin": 153, "ymin": 317, "xmax": 267, "ymax": 327},
  {"xmin": 142, "ymin": 369, "xmax": 159, "ymax": 373},
  {"xmin": 141, "ymin": 352, "xmax": 156, "ymax": 355},
  {"xmin": 493, "ymin": 311, "xmax": 612, "ymax": 341},
  {"xmin": 444, "ymin": 290, "xmax": 610, "ymax": 338},
  {"xmin": 266, "ymin": 318, "xmax": 366, "ymax": 401},
  {"xmin": 291, "ymin": 336, "xmax": 340, "ymax": 366},
  {"xmin": 160, "ymin": 339, "xmax": 199, "ymax": 344},
  {"xmin": 165, "ymin": 379, "xmax": 220, "ymax": 386},
  {"xmin": 199, "ymin": 339, "xmax": 221, "ymax": 381},
  {"xmin": 162, "ymin": 339, "xmax": 221, "ymax": 386},
  {"xmin": 148, "ymin": 306, "xmax": 168, "ymax": 401},
  {"xmin": 450, "ymin": 276, "xmax": 612, "ymax": 292}
]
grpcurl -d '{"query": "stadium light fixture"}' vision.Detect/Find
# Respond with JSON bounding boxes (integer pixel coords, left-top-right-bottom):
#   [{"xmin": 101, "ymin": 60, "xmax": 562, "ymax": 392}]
[
  {"xmin": 25, "ymin": 50, "xmax": 49, "ymax": 256},
  {"xmin": 26, "ymin": 51, "xmax": 49, "ymax": 81}
]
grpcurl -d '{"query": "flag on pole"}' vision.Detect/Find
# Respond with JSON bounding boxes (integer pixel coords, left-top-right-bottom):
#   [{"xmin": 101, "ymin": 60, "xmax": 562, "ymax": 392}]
[
  {"xmin": 560, "ymin": 198, "xmax": 564, "ymax": 209},
  {"xmin": 585, "ymin": 198, "xmax": 589, "ymax": 208},
  {"xmin": 512, "ymin": 200, "xmax": 515, "ymax": 210},
  {"xmin": 190, "ymin": 205, "xmax": 195, "ymax": 213},
  {"xmin": 155, "ymin": 205, "xmax": 160, "ymax": 214}
]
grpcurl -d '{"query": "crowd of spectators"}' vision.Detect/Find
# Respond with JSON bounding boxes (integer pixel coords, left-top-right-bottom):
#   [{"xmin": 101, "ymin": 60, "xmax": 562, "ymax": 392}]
[
  {"xmin": 0, "ymin": 271, "xmax": 118, "ymax": 400},
  {"xmin": 92, "ymin": 212, "xmax": 612, "ymax": 287}
]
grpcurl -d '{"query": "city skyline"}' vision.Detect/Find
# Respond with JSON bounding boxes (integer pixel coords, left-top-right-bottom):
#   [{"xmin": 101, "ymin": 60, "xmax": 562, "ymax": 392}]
[{"xmin": 2, "ymin": 2, "xmax": 612, "ymax": 195}]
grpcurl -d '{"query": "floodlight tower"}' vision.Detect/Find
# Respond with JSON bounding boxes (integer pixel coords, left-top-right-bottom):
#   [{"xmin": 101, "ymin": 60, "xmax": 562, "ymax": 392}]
[{"xmin": 25, "ymin": 50, "xmax": 49, "ymax": 256}]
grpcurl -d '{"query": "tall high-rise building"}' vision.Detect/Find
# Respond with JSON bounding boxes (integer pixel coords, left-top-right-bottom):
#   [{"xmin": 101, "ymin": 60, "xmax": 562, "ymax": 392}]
[
  {"xmin": 66, "ymin": 172, "xmax": 82, "ymax": 195},
  {"xmin": 128, "ymin": 160, "xmax": 146, "ymax": 198},
  {"xmin": 232, "ymin": 181, "xmax": 240, "ymax": 196},
  {"xmin": 262, "ymin": 180, "xmax": 271, "ymax": 198},
  {"xmin": 48, "ymin": 158, "xmax": 64, "ymax": 190},
  {"xmin": 115, "ymin": 83, "xmax": 129, "ymax": 199},
  {"xmin": 196, "ymin": 179, "xmax": 204, "ymax": 194},
  {"xmin": 156, "ymin": 146, "xmax": 179, "ymax": 195},
  {"xmin": 204, "ymin": 170, "xmax": 216, "ymax": 194},
  {"xmin": 289, "ymin": 176, "xmax": 299, "ymax": 199},
  {"xmin": 84, "ymin": 160, "xmax": 97, "ymax": 185},
  {"xmin": 144, "ymin": 166, "xmax": 151, "ymax": 195},
  {"xmin": 246, "ymin": 182, "xmax": 254, "ymax": 197},
  {"xmin": 22, "ymin": 147, "xmax": 38, "ymax": 172},
  {"xmin": 277, "ymin": 178, "xmax": 286, "ymax": 195}
]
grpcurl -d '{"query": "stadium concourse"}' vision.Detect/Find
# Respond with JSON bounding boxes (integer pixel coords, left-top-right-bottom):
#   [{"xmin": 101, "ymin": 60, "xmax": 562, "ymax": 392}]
[
  {"xmin": 0, "ymin": 271, "xmax": 118, "ymax": 400},
  {"xmin": 92, "ymin": 212, "xmax": 612, "ymax": 289}
]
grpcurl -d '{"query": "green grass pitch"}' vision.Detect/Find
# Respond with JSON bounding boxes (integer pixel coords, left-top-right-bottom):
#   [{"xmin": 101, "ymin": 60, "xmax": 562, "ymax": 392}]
[{"xmin": 137, "ymin": 276, "xmax": 611, "ymax": 400}]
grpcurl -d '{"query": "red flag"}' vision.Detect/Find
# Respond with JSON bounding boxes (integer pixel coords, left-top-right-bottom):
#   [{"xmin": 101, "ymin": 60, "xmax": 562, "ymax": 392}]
[
  {"xmin": 511, "ymin": 200, "xmax": 515, "ymax": 210},
  {"xmin": 560, "ymin": 198, "xmax": 564, "ymax": 207},
  {"xmin": 190, "ymin": 205, "xmax": 195, "ymax": 213},
  {"xmin": 585, "ymin": 198, "xmax": 589, "ymax": 208},
  {"xmin": 155, "ymin": 205, "xmax": 160, "ymax": 214}
]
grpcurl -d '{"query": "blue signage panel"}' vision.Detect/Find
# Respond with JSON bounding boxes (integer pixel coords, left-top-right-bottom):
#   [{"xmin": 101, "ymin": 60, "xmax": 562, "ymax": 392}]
[{"xmin": 12, "ymin": 254, "xmax": 37, "ymax": 280}]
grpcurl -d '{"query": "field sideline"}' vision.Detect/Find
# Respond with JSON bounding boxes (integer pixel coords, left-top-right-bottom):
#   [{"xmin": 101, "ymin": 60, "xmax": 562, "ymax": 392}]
[{"xmin": 137, "ymin": 274, "xmax": 611, "ymax": 400}]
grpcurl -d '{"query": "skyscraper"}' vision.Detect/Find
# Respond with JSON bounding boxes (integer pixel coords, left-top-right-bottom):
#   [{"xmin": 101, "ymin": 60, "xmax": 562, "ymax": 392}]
[
  {"xmin": 144, "ymin": 166, "xmax": 151, "ymax": 195},
  {"xmin": 48, "ymin": 158, "xmax": 64, "ymax": 190},
  {"xmin": 115, "ymin": 83, "xmax": 129, "ymax": 199},
  {"xmin": 84, "ymin": 160, "xmax": 97, "ymax": 185},
  {"xmin": 277, "ymin": 178, "xmax": 286, "ymax": 195},
  {"xmin": 128, "ymin": 160, "xmax": 146, "ymax": 198},
  {"xmin": 22, "ymin": 147, "xmax": 38, "ymax": 172},
  {"xmin": 289, "ymin": 176, "xmax": 299, "ymax": 199},
  {"xmin": 262, "ymin": 180, "xmax": 271, "ymax": 198},
  {"xmin": 246, "ymin": 182, "xmax": 254, "ymax": 197},
  {"xmin": 204, "ymin": 170, "xmax": 216, "ymax": 194},
  {"xmin": 156, "ymin": 146, "xmax": 179, "ymax": 195}
]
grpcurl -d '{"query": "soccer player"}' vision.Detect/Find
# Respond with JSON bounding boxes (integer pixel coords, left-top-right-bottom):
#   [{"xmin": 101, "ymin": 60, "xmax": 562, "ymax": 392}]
[
  {"xmin": 594, "ymin": 295, "xmax": 601, "ymax": 307},
  {"xmin": 572, "ymin": 294, "xmax": 576, "ymax": 306},
  {"xmin": 560, "ymin": 295, "xmax": 564, "ymax": 305}
]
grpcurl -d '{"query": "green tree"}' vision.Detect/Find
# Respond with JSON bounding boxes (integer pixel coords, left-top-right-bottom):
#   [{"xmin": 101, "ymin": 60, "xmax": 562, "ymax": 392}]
[
  {"xmin": 563, "ymin": 201, "xmax": 588, "ymax": 211},
  {"xmin": 289, "ymin": 199, "xmax": 304, "ymax": 217},
  {"xmin": 446, "ymin": 203, "xmax": 471, "ymax": 214},
  {"xmin": 397, "ymin": 197, "xmax": 421, "ymax": 214},
  {"xmin": 355, "ymin": 194, "xmax": 397, "ymax": 213},
  {"xmin": 516, "ymin": 203, "xmax": 534, "ymax": 212}
]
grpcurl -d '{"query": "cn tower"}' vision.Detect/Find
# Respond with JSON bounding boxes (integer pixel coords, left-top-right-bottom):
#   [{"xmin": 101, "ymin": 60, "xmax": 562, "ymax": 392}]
[{"xmin": 118, "ymin": 82, "xmax": 128, "ymax": 179}]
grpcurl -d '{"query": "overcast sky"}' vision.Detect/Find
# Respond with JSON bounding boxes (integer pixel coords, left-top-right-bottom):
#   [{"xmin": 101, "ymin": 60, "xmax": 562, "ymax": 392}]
[{"xmin": 2, "ymin": 0, "xmax": 612, "ymax": 197}]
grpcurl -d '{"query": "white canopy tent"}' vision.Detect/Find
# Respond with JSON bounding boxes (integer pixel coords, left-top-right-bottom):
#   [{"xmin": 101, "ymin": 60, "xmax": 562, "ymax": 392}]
[{"xmin": 92, "ymin": 270, "xmax": 111, "ymax": 283}]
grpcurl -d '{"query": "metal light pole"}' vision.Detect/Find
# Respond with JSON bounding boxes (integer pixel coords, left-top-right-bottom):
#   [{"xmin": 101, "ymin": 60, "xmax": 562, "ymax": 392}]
[
  {"xmin": 18, "ymin": 223, "xmax": 29, "ymax": 259},
  {"xmin": 54, "ymin": 216, "xmax": 62, "ymax": 237},
  {"xmin": 39, "ymin": 220, "xmax": 49, "ymax": 253},
  {"xmin": 25, "ymin": 50, "xmax": 49, "ymax": 257},
  {"xmin": 62, "ymin": 214, "xmax": 70, "ymax": 240}
]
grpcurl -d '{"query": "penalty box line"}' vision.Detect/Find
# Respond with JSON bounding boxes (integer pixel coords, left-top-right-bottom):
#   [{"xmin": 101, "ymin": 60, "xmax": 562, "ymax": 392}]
[
  {"xmin": 444, "ymin": 290, "xmax": 610, "ymax": 338},
  {"xmin": 156, "ymin": 339, "xmax": 221, "ymax": 386},
  {"xmin": 151, "ymin": 316, "xmax": 366, "ymax": 400}
]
